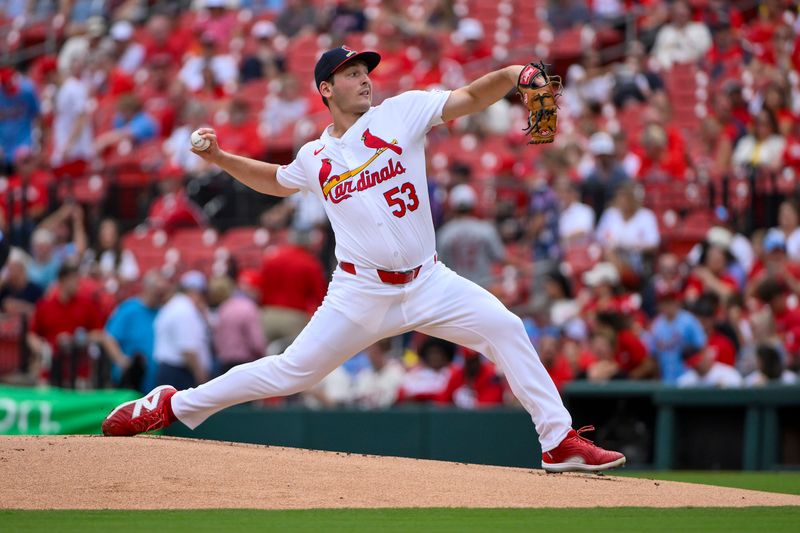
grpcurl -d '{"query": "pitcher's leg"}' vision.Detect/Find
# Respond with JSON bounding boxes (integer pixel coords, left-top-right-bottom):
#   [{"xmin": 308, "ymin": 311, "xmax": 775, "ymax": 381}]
[
  {"xmin": 171, "ymin": 302, "xmax": 382, "ymax": 429},
  {"xmin": 413, "ymin": 265, "xmax": 572, "ymax": 451}
]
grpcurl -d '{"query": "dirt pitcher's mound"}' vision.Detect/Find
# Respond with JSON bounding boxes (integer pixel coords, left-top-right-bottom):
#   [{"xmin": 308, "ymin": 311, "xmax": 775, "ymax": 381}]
[{"xmin": 1, "ymin": 435, "xmax": 799, "ymax": 509}]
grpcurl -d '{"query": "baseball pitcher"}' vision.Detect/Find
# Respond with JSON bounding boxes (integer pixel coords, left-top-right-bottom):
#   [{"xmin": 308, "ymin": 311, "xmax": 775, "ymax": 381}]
[{"xmin": 102, "ymin": 47, "xmax": 625, "ymax": 473}]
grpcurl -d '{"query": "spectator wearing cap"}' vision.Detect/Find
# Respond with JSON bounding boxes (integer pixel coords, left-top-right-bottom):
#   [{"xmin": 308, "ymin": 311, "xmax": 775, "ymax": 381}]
[
  {"xmin": 109, "ymin": 20, "xmax": 145, "ymax": 75},
  {"xmin": 595, "ymin": 182, "xmax": 660, "ymax": 281},
  {"xmin": 0, "ymin": 66, "xmax": 40, "ymax": 171},
  {"xmin": 436, "ymin": 349, "xmax": 503, "ymax": 408},
  {"xmin": 447, "ymin": 18, "xmax": 491, "ymax": 65},
  {"xmin": 240, "ymin": 20, "xmax": 286, "ymax": 83},
  {"xmin": 554, "ymin": 176, "xmax": 595, "ymax": 246},
  {"xmin": 51, "ymin": 55, "xmax": 94, "ymax": 170},
  {"xmin": 397, "ymin": 337, "xmax": 455, "ymax": 403},
  {"xmin": 213, "ymin": 269, "xmax": 267, "ymax": 375},
  {"xmin": 744, "ymin": 344, "xmax": 798, "ymax": 386},
  {"xmin": 732, "ymin": 109, "xmax": 786, "ymax": 173},
  {"xmin": 690, "ymin": 210, "xmax": 755, "ymax": 277},
  {"xmin": 677, "ymin": 344, "xmax": 742, "ymax": 388},
  {"xmin": 102, "ymin": 271, "xmax": 170, "ymax": 393},
  {"xmin": 581, "ymin": 131, "xmax": 630, "ymax": 221},
  {"xmin": 94, "ymin": 94, "xmax": 159, "ymax": 155},
  {"xmin": 437, "ymin": 184, "xmax": 505, "ymax": 289},
  {"xmin": 27, "ymin": 261, "xmax": 104, "ymax": 387},
  {"xmin": 0, "ymin": 247, "xmax": 43, "ymax": 316},
  {"xmin": 153, "ymin": 270, "xmax": 213, "ymax": 389},
  {"xmin": 259, "ymin": 230, "xmax": 327, "ymax": 352},
  {"xmin": 651, "ymin": 0, "xmax": 712, "ymax": 69},
  {"xmin": 178, "ymin": 31, "xmax": 238, "ymax": 95},
  {"xmin": 646, "ymin": 284, "xmax": 707, "ymax": 384}
]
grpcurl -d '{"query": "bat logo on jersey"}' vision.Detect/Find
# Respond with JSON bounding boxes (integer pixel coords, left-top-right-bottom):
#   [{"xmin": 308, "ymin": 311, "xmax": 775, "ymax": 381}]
[{"xmin": 318, "ymin": 129, "xmax": 406, "ymax": 204}]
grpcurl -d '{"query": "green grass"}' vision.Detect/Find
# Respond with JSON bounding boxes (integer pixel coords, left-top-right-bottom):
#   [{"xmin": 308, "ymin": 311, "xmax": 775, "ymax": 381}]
[
  {"xmin": 613, "ymin": 471, "xmax": 800, "ymax": 496},
  {"xmin": 2, "ymin": 472, "xmax": 798, "ymax": 532},
  {"xmin": 1, "ymin": 508, "xmax": 798, "ymax": 533}
]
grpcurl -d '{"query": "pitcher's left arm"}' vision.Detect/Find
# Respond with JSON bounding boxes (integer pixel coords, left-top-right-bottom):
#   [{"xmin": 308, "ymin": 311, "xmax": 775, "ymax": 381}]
[{"xmin": 441, "ymin": 65, "xmax": 524, "ymax": 122}]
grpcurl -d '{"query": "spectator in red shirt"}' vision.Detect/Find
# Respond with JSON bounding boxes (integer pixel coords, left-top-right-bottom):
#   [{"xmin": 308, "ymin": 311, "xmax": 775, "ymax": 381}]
[
  {"xmin": 2, "ymin": 147, "xmax": 50, "ymax": 247},
  {"xmin": 538, "ymin": 331, "xmax": 574, "ymax": 392},
  {"xmin": 411, "ymin": 36, "xmax": 465, "ymax": 90},
  {"xmin": 214, "ymin": 98, "xmax": 264, "ymax": 159},
  {"xmin": 747, "ymin": 231, "xmax": 800, "ymax": 299},
  {"xmin": 594, "ymin": 311, "xmax": 656, "ymax": 380},
  {"xmin": 756, "ymin": 278, "xmax": 800, "ymax": 368},
  {"xmin": 448, "ymin": 18, "xmax": 491, "ymax": 65},
  {"xmin": 142, "ymin": 13, "xmax": 194, "ymax": 65},
  {"xmin": 691, "ymin": 293, "xmax": 738, "ymax": 367},
  {"xmin": 437, "ymin": 349, "xmax": 504, "ymax": 408},
  {"xmin": 27, "ymin": 261, "xmax": 104, "ymax": 387},
  {"xmin": 260, "ymin": 230, "xmax": 327, "ymax": 351},
  {"xmin": 398, "ymin": 336, "xmax": 454, "ymax": 403},
  {"xmin": 685, "ymin": 244, "xmax": 739, "ymax": 304},
  {"xmin": 146, "ymin": 177, "xmax": 207, "ymax": 234},
  {"xmin": 194, "ymin": 0, "xmax": 241, "ymax": 47},
  {"xmin": 634, "ymin": 122, "xmax": 688, "ymax": 182}
]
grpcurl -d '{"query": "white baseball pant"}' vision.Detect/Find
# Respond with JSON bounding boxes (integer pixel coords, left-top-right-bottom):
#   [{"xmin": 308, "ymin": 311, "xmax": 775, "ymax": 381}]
[{"xmin": 171, "ymin": 255, "xmax": 572, "ymax": 451}]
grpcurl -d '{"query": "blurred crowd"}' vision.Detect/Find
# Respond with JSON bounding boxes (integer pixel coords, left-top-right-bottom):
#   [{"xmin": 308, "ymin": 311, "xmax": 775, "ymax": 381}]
[{"xmin": 0, "ymin": 0, "xmax": 800, "ymax": 406}]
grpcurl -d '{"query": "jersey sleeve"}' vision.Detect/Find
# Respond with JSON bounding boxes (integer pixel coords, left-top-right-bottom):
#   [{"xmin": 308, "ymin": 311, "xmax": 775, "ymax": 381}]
[
  {"xmin": 389, "ymin": 90, "xmax": 452, "ymax": 138},
  {"xmin": 275, "ymin": 153, "xmax": 309, "ymax": 191}
]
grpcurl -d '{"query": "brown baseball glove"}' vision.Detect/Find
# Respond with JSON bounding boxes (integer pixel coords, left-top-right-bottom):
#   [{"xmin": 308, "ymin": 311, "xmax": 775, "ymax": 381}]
[{"xmin": 516, "ymin": 61, "xmax": 562, "ymax": 145}]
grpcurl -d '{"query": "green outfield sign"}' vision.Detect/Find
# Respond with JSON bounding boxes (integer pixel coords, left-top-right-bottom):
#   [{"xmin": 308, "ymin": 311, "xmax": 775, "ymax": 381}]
[{"xmin": 0, "ymin": 386, "xmax": 138, "ymax": 435}]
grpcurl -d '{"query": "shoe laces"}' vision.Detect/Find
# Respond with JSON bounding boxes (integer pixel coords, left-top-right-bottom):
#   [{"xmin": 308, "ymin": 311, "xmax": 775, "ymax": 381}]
[{"xmin": 574, "ymin": 425, "xmax": 597, "ymax": 445}]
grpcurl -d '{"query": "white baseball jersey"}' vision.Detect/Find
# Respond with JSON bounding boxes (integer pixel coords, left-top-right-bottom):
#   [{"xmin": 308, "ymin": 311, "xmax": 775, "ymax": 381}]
[{"xmin": 276, "ymin": 90, "xmax": 451, "ymax": 271}]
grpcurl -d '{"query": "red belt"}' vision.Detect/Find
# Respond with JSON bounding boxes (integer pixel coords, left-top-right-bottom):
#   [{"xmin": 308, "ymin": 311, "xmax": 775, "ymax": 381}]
[{"xmin": 340, "ymin": 256, "xmax": 435, "ymax": 285}]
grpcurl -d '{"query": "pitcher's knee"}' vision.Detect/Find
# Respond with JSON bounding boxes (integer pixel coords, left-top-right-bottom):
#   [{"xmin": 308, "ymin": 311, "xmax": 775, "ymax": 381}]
[{"xmin": 489, "ymin": 310, "xmax": 526, "ymax": 335}]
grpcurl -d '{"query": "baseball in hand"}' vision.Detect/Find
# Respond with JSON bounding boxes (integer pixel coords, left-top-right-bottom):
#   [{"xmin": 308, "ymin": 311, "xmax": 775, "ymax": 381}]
[{"xmin": 191, "ymin": 130, "xmax": 211, "ymax": 151}]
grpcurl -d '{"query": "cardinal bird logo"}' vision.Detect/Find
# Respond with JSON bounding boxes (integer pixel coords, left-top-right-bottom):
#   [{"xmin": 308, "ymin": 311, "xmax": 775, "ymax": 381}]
[
  {"xmin": 362, "ymin": 129, "xmax": 402, "ymax": 155},
  {"xmin": 318, "ymin": 158, "xmax": 333, "ymax": 189}
]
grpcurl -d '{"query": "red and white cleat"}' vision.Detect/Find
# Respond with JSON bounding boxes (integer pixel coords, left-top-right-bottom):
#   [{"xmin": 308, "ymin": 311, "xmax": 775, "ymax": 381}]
[
  {"xmin": 542, "ymin": 426, "xmax": 626, "ymax": 473},
  {"xmin": 102, "ymin": 385, "xmax": 178, "ymax": 437}
]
